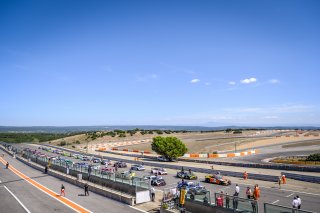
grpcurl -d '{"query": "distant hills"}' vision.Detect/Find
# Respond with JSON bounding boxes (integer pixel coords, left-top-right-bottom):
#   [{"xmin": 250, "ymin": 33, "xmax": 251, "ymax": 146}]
[{"xmin": 0, "ymin": 125, "xmax": 319, "ymax": 133}]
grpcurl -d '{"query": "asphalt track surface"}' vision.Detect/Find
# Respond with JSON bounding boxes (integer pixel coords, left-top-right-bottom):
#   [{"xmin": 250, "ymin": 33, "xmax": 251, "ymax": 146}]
[
  {"xmin": 15, "ymin": 143, "xmax": 320, "ymax": 213},
  {"xmin": 209, "ymin": 140, "xmax": 320, "ymax": 163},
  {"xmin": 0, "ymin": 149, "xmax": 141, "ymax": 213}
]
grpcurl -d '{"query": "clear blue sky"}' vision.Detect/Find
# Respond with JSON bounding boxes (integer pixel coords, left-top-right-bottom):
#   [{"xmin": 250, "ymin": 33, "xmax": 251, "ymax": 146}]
[{"xmin": 1, "ymin": 0, "xmax": 319, "ymax": 126}]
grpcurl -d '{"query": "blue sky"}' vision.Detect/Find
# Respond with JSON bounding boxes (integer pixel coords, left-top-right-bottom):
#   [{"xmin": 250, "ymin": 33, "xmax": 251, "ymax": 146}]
[{"xmin": 0, "ymin": 0, "xmax": 319, "ymax": 126}]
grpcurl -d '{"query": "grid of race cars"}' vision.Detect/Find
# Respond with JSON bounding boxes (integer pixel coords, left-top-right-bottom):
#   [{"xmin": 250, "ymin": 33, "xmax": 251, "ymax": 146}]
[{"xmin": 24, "ymin": 146, "xmax": 231, "ymax": 193}]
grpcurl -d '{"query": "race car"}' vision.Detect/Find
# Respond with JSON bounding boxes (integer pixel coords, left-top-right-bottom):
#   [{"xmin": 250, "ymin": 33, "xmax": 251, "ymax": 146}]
[
  {"xmin": 151, "ymin": 168, "xmax": 167, "ymax": 175},
  {"xmin": 113, "ymin": 161, "xmax": 127, "ymax": 168},
  {"xmin": 101, "ymin": 167, "xmax": 114, "ymax": 175},
  {"xmin": 116, "ymin": 171, "xmax": 136, "ymax": 179},
  {"xmin": 204, "ymin": 174, "xmax": 231, "ymax": 185},
  {"xmin": 188, "ymin": 183, "xmax": 207, "ymax": 195},
  {"xmin": 176, "ymin": 171, "xmax": 197, "ymax": 180}
]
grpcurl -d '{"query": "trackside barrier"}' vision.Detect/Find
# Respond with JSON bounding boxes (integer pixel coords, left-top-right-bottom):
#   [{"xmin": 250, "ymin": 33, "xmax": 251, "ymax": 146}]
[{"xmin": 281, "ymin": 172, "xmax": 320, "ymax": 184}]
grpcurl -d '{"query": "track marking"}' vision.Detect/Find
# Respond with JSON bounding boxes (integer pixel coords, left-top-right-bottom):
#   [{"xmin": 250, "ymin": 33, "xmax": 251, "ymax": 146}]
[
  {"xmin": 272, "ymin": 200, "xmax": 279, "ymax": 204},
  {"xmin": 4, "ymin": 185, "xmax": 31, "ymax": 213},
  {"xmin": 286, "ymin": 193, "xmax": 294, "ymax": 197},
  {"xmin": 0, "ymin": 157, "xmax": 92, "ymax": 213}
]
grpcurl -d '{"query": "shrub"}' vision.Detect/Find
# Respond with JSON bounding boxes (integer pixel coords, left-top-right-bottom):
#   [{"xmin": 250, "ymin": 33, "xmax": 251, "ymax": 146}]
[
  {"xmin": 59, "ymin": 141, "xmax": 66, "ymax": 146},
  {"xmin": 306, "ymin": 153, "xmax": 320, "ymax": 161}
]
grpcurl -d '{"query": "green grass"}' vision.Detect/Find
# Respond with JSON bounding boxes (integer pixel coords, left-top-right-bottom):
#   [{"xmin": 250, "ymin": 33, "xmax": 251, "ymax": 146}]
[{"xmin": 0, "ymin": 133, "xmax": 75, "ymax": 143}]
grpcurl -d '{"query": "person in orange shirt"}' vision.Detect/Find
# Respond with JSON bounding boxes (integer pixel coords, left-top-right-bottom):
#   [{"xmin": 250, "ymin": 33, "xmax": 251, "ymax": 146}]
[
  {"xmin": 243, "ymin": 171, "xmax": 248, "ymax": 180},
  {"xmin": 253, "ymin": 184, "xmax": 260, "ymax": 200},
  {"xmin": 282, "ymin": 174, "xmax": 286, "ymax": 184}
]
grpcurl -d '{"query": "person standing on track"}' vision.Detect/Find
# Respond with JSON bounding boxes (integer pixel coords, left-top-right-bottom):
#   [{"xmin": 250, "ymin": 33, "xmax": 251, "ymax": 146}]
[
  {"xmin": 235, "ymin": 184, "xmax": 240, "ymax": 196},
  {"xmin": 84, "ymin": 183, "xmax": 89, "ymax": 196},
  {"xmin": 243, "ymin": 171, "xmax": 248, "ymax": 180},
  {"xmin": 278, "ymin": 177, "xmax": 282, "ymax": 189},
  {"xmin": 292, "ymin": 197, "xmax": 299, "ymax": 212},
  {"xmin": 60, "ymin": 184, "xmax": 65, "ymax": 197},
  {"xmin": 150, "ymin": 186, "xmax": 155, "ymax": 201},
  {"xmin": 296, "ymin": 195, "xmax": 301, "ymax": 209},
  {"xmin": 246, "ymin": 187, "xmax": 252, "ymax": 199},
  {"xmin": 6, "ymin": 162, "xmax": 9, "ymax": 169}
]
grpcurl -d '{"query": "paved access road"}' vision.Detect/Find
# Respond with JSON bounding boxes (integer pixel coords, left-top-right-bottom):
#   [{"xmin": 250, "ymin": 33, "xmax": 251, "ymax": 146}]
[
  {"xmin": 19, "ymin": 143, "xmax": 320, "ymax": 213},
  {"xmin": 0, "ymin": 149, "xmax": 142, "ymax": 213}
]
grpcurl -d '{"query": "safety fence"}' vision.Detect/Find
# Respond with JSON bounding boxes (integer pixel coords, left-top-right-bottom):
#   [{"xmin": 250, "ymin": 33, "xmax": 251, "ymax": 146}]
[{"xmin": 21, "ymin": 150, "xmax": 150, "ymax": 192}]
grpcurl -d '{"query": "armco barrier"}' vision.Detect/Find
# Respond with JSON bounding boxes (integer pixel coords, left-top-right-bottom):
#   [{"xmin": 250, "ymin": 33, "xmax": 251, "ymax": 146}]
[{"xmin": 281, "ymin": 172, "xmax": 320, "ymax": 184}]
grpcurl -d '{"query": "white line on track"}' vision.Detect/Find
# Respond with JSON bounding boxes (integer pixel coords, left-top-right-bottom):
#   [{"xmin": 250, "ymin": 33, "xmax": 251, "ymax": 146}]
[
  {"xmin": 272, "ymin": 200, "xmax": 279, "ymax": 204},
  {"xmin": 129, "ymin": 205, "xmax": 148, "ymax": 213},
  {"xmin": 4, "ymin": 185, "xmax": 31, "ymax": 213},
  {"xmin": 286, "ymin": 193, "xmax": 294, "ymax": 197}
]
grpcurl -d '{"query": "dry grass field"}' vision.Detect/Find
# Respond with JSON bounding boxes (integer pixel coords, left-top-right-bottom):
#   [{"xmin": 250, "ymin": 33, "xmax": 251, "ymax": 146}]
[{"xmin": 46, "ymin": 130, "xmax": 320, "ymax": 154}]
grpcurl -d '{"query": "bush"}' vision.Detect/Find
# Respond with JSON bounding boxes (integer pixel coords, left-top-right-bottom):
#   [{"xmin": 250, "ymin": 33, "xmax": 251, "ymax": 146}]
[
  {"xmin": 59, "ymin": 141, "xmax": 66, "ymax": 146},
  {"xmin": 306, "ymin": 153, "xmax": 320, "ymax": 161}
]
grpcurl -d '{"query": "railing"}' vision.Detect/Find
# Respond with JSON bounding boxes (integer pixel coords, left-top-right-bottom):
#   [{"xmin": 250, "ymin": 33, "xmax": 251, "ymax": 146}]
[
  {"xmin": 21, "ymin": 150, "xmax": 149, "ymax": 190},
  {"xmin": 264, "ymin": 203, "xmax": 316, "ymax": 213},
  {"xmin": 186, "ymin": 190, "xmax": 211, "ymax": 205},
  {"xmin": 214, "ymin": 192, "xmax": 259, "ymax": 213}
]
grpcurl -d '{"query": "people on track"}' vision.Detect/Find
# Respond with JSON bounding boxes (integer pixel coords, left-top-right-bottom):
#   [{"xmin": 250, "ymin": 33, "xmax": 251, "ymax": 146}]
[
  {"xmin": 60, "ymin": 184, "xmax": 65, "ymax": 197},
  {"xmin": 282, "ymin": 174, "xmax": 286, "ymax": 184},
  {"xmin": 243, "ymin": 171, "xmax": 248, "ymax": 180},
  {"xmin": 235, "ymin": 184, "xmax": 240, "ymax": 196},
  {"xmin": 150, "ymin": 186, "xmax": 155, "ymax": 202},
  {"xmin": 6, "ymin": 162, "xmax": 9, "ymax": 169},
  {"xmin": 246, "ymin": 186, "xmax": 252, "ymax": 199},
  {"xmin": 278, "ymin": 176, "xmax": 282, "ymax": 189},
  {"xmin": 292, "ymin": 196, "xmax": 299, "ymax": 211},
  {"xmin": 253, "ymin": 184, "xmax": 260, "ymax": 200},
  {"xmin": 84, "ymin": 183, "xmax": 89, "ymax": 196},
  {"xmin": 297, "ymin": 195, "xmax": 301, "ymax": 209}
]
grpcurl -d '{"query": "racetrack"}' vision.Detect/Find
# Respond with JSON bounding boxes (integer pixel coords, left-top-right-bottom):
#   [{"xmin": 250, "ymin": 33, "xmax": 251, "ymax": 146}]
[
  {"xmin": 11, "ymin": 143, "xmax": 320, "ymax": 213},
  {"xmin": 0, "ymin": 148, "xmax": 143, "ymax": 213}
]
